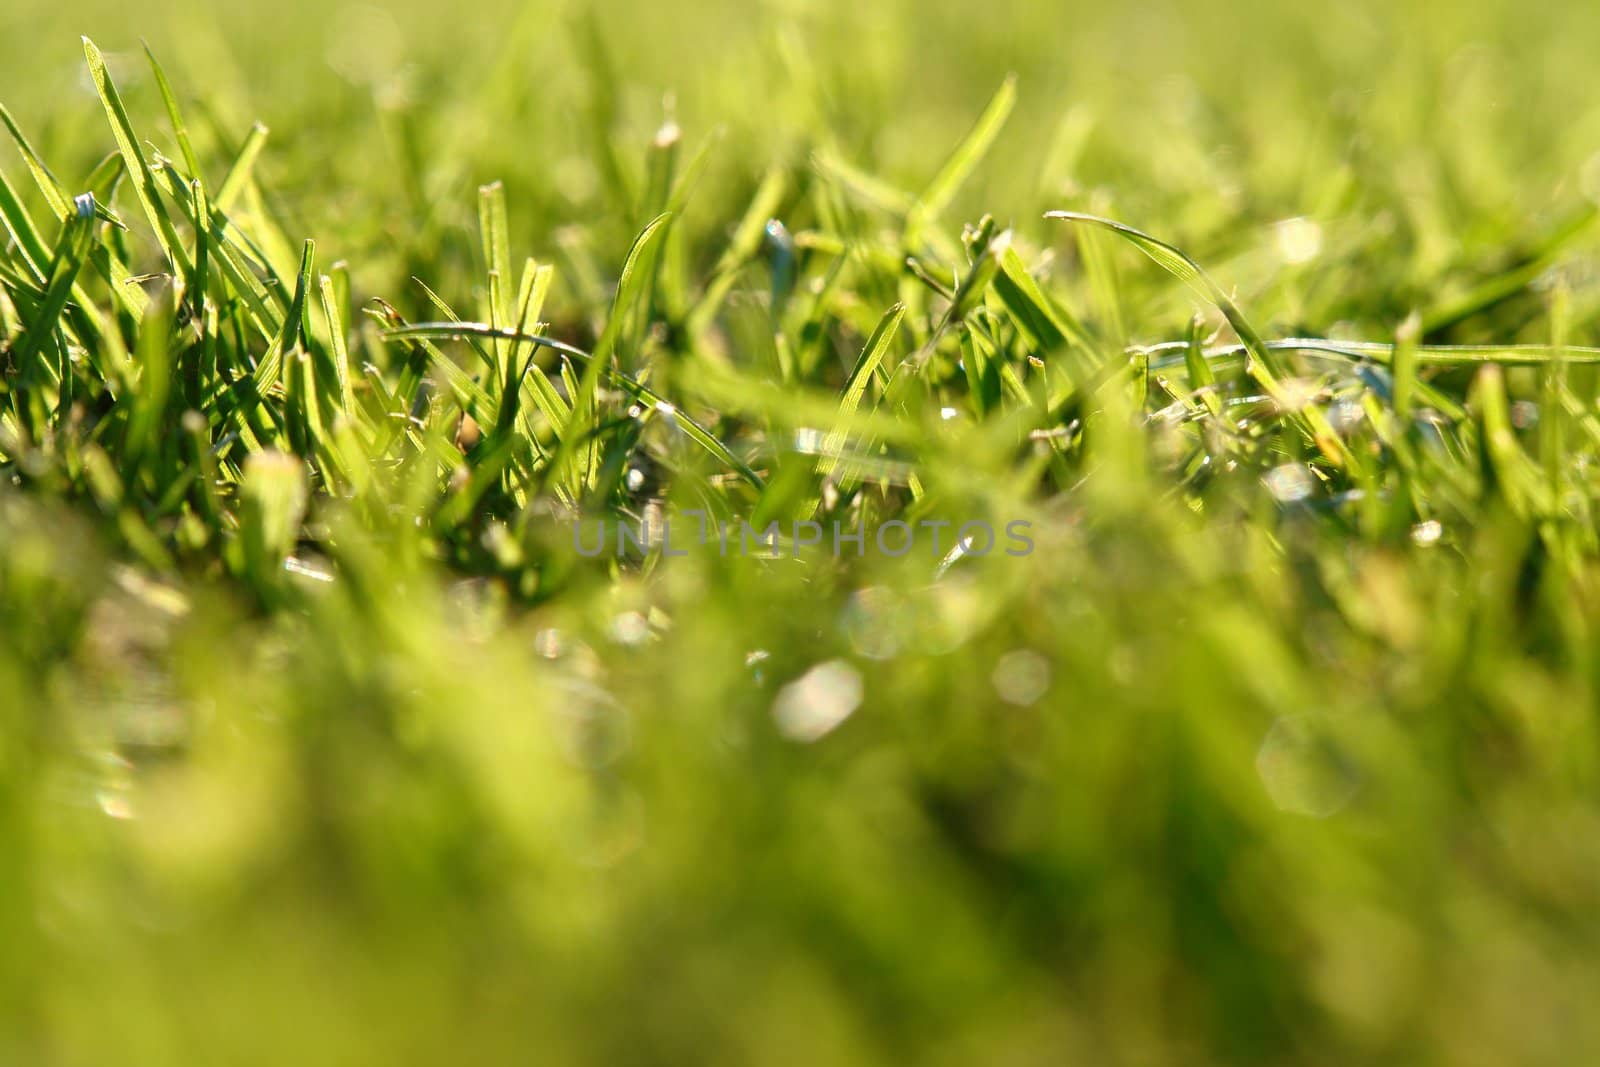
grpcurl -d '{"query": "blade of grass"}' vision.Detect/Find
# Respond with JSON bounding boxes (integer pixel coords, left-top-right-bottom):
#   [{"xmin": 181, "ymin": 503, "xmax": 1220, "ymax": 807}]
[
  {"xmin": 82, "ymin": 37, "xmax": 192, "ymax": 278},
  {"xmin": 11, "ymin": 196, "xmax": 95, "ymax": 374},
  {"xmin": 1047, "ymin": 211, "xmax": 1352, "ymax": 467},
  {"xmin": 318, "ymin": 273, "xmax": 356, "ymax": 418},
  {"xmin": 215, "ymin": 123, "xmax": 268, "ymax": 213},
  {"xmin": 686, "ymin": 166, "xmax": 788, "ymax": 338},
  {"xmin": 255, "ymin": 239, "xmax": 316, "ymax": 393},
  {"xmin": 144, "ymin": 42, "xmax": 203, "ymax": 181},
  {"xmin": 380, "ymin": 321, "xmax": 762, "ymax": 489},
  {"xmin": 0, "ymin": 165, "xmax": 51, "ymax": 283},
  {"xmin": 993, "ymin": 240, "xmax": 1089, "ymax": 353},
  {"xmin": 0, "ymin": 102, "xmax": 71, "ymax": 219},
  {"xmin": 911, "ymin": 75, "xmax": 1016, "ymax": 232}
]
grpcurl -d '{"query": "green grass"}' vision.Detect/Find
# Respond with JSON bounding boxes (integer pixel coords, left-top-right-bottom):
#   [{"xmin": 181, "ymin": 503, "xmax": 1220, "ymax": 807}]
[{"xmin": 6, "ymin": 2, "xmax": 1600, "ymax": 1063}]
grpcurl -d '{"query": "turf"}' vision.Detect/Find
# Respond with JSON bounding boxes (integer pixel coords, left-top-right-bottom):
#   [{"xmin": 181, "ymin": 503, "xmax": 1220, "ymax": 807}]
[{"xmin": 5, "ymin": 1, "xmax": 1600, "ymax": 1064}]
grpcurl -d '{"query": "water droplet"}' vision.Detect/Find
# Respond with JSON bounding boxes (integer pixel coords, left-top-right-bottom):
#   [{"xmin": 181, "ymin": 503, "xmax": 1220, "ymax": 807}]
[
  {"xmin": 87, "ymin": 750, "xmax": 137, "ymax": 820},
  {"xmin": 1411, "ymin": 520, "xmax": 1443, "ymax": 547},
  {"xmin": 1274, "ymin": 216, "xmax": 1323, "ymax": 265},
  {"xmin": 1329, "ymin": 398, "xmax": 1365, "ymax": 434},
  {"xmin": 608, "ymin": 611, "xmax": 651, "ymax": 646},
  {"xmin": 534, "ymin": 629, "xmax": 602, "ymax": 678},
  {"xmin": 841, "ymin": 588, "xmax": 908, "ymax": 661},
  {"xmin": 794, "ymin": 427, "xmax": 826, "ymax": 453},
  {"xmin": 550, "ymin": 679, "xmax": 630, "ymax": 770},
  {"xmin": 96, "ymin": 787, "xmax": 134, "ymax": 820},
  {"xmin": 283, "ymin": 556, "xmax": 334, "ymax": 583},
  {"xmin": 992, "ymin": 650, "xmax": 1050, "ymax": 706},
  {"xmin": 1257, "ymin": 714, "xmax": 1361, "ymax": 817},
  {"xmin": 772, "ymin": 660, "xmax": 863, "ymax": 743},
  {"xmin": 1265, "ymin": 464, "xmax": 1315, "ymax": 503}
]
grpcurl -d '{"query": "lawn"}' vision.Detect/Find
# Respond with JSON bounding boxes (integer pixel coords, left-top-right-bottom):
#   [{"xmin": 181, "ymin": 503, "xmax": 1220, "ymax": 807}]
[{"xmin": 4, "ymin": 1, "xmax": 1600, "ymax": 1063}]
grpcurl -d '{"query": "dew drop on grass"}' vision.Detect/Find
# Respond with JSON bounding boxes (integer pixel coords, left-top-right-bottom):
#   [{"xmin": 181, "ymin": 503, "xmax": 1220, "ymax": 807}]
[
  {"xmin": 772, "ymin": 660, "xmax": 862, "ymax": 743},
  {"xmin": 1274, "ymin": 217, "xmax": 1323, "ymax": 265},
  {"xmin": 1411, "ymin": 520, "xmax": 1443, "ymax": 547},
  {"xmin": 608, "ymin": 611, "xmax": 651, "ymax": 646},
  {"xmin": 283, "ymin": 556, "xmax": 334, "ymax": 584},
  {"xmin": 1265, "ymin": 464, "xmax": 1315, "ymax": 503},
  {"xmin": 534, "ymin": 629, "xmax": 603, "ymax": 679},
  {"xmin": 550, "ymin": 678, "xmax": 630, "ymax": 770},
  {"xmin": 1329, "ymin": 398, "xmax": 1364, "ymax": 435},
  {"xmin": 534, "ymin": 628, "xmax": 565, "ymax": 658},
  {"xmin": 991, "ymin": 649, "xmax": 1050, "ymax": 706},
  {"xmin": 841, "ymin": 587, "xmax": 907, "ymax": 661},
  {"xmin": 1256, "ymin": 714, "xmax": 1361, "ymax": 818},
  {"xmin": 96, "ymin": 786, "xmax": 134, "ymax": 821},
  {"xmin": 93, "ymin": 752, "xmax": 136, "ymax": 821},
  {"xmin": 632, "ymin": 501, "xmax": 669, "ymax": 550},
  {"xmin": 793, "ymin": 427, "xmax": 825, "ymax": 453}
]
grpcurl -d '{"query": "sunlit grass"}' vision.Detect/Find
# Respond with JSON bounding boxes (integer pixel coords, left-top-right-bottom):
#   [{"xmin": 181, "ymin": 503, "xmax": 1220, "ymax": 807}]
[{"xmin": 6, "ymin": 2, "xmax": 1600, "ymax": 1063}]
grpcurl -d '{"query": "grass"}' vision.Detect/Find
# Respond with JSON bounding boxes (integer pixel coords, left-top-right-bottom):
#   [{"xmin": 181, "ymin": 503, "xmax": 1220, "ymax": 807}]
[{"xmin": 5, "ymin": 1, "xmax": 1600, "ymax": 1063}]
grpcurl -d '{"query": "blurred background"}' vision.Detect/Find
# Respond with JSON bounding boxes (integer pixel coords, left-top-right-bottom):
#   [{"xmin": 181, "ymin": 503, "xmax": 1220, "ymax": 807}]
[
  {"xmin": 6, "ymin": 1, "xmax": 1600, "ymax": 1065},
  {"xmin": 5, "ymin": 0, "xmax": 1600, "ymax": 336}
]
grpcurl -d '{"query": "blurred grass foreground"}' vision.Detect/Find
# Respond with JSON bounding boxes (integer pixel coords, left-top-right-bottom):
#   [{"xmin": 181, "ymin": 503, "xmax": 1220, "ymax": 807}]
[{"xmin": 6, "ymin": 0, "xmax": 1600, "ymax": 1063}]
